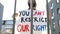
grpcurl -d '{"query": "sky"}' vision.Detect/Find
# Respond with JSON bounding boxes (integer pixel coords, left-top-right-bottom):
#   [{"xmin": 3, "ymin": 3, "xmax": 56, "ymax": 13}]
[
  {"xmin": 0, "ymin": 0, "xmax": 15, "ymax": 20},
  {"xmin": 0, "ymin": 0, "xmax": 51, "ymax": 20}
]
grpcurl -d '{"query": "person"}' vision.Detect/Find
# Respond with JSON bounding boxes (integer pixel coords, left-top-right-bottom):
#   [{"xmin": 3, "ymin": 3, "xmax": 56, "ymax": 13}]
[
  {"xmin": 12, "ymin": 0, "xmax": 37, "ymax": 18},
  {"xmin": 28, "ymin": 0, "xmax": 36, "ymax": 10},
  {"xmin": 13, "ymin": 0, "xmax": 37, "ymax": 32}
]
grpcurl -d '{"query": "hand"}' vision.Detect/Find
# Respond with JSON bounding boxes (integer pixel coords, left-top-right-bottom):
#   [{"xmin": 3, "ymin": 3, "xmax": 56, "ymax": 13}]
[{"xmin": 12, "ymin": 13, "xmax": 18, "ymax": 18}]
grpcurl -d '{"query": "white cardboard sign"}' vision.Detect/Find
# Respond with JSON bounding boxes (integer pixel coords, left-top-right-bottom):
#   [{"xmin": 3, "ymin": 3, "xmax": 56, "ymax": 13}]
[{"xmin": 15, "ymin": 0, "xmax": 47, "ymax": 34}]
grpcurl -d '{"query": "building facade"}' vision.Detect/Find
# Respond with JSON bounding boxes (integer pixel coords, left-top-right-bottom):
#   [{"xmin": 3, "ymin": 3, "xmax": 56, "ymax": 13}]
[
  {"xmin": 48, "ymin": 0, "xmax": 60, "ymax": 34},
  {"xmin": 2, "ymin": 20, "xmax": 13, "ymax": 34},
  {"xmin": 0, "ymin": 3, "xmax": 4, "ymax": 34}
]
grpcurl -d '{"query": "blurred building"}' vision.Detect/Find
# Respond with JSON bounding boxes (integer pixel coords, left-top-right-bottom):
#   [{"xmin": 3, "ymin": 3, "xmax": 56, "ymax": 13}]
[
  {"xmin": 48, "ymin": 0, "xmax": 60, "ymax": 34},
  {"xmin": 2, "ymin": 20, "xmax": 13, "ymax": 34},
  {"xmin": 0, "ymin": 3, "xmax": 4, "ymax": 34}
]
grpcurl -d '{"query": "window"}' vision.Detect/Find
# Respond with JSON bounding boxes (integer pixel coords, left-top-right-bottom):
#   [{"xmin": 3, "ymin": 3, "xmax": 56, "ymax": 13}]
[
  {"xmin": 52, "ymin": 22, "xmax": 55, "ymax": 31},
  {"xmin": 57, "ymin": 0, "xmax": 59, "ymax": 3},
  {"xmin": 5, "ymin": 20, "xmax": 13, "ymax": 25},
  {"xmin": 57, "ymin": 8, "xmax": 60, "ymax": 14},
  {"xmin": 50, "ymin": 3, "xmax": 54, "ymax": 9},
  {"xmin": 58, "ymin": 20, "xmax": 60, "ymax": 26},
  {"xmin": 53, "ymin": 22, "xmax": 55, "ymax": 28},
  {"xmin": 51, "ymin": 11, "xmax": 54, "ymax": 19}
]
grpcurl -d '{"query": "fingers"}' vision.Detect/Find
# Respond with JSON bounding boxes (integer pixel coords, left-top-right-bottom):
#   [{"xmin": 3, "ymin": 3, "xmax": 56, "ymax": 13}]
[{"xmin": 12, "ymin": 13, "xmax": 18, "ymax": 18}]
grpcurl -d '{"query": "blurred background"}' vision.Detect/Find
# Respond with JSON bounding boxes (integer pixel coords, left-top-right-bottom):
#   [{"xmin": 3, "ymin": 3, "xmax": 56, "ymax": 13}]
[{"xmin": 0, "ymin": 0, "xmax": 60, "ymax": 34}]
